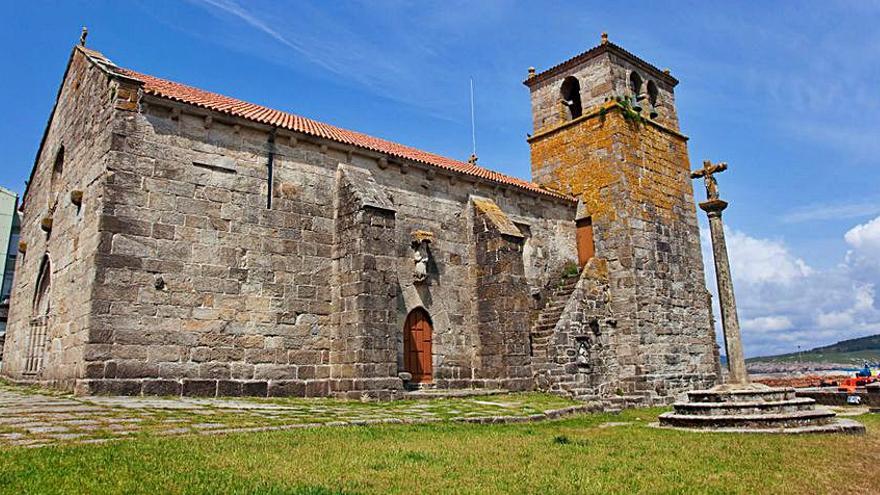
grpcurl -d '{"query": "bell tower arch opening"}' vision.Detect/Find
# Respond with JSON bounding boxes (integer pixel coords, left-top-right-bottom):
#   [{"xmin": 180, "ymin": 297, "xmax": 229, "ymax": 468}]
[
  {"xmin": 629, "ymin": 71, "xmax": 644, "ymax": 111},
  {"xmin": 560, "ymin": 76, "xmax": 583, "ymax": 120}
]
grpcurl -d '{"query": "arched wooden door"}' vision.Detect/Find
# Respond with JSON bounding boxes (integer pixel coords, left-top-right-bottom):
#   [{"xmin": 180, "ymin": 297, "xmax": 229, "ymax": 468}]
[{"xmin": 403, "ymin": 308, "xmax": 433, "ymax": 383}]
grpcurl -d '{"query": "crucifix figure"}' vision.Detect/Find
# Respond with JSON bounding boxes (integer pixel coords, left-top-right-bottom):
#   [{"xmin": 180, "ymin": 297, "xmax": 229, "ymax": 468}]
[
  {"xmin": 691, "ymin": 160, "xmax": 727, "ymax": 201},
  {"xmin": 691, "ymin": 160, "xmax": 749, "ymax": 386}
]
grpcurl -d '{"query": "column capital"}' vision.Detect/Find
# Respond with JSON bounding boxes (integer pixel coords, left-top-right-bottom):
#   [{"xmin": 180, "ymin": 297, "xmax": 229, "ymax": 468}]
[{"xmin": 699, "ymin": 199, "xmax": 728, "ymax": 214}]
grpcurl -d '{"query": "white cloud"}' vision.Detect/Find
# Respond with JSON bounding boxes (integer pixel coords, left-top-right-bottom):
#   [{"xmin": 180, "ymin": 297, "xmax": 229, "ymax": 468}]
[
  {"xmin": 702, "ymin": 227, "xmax": 812, "ymax": 286},
  {"xmin": 845, "ymin": 215, "xmax": 880, "ymax": 251},
  {"xmin": 816, "ymin": 310, "xmax": 854, "ymax": 329},
  {"xmin": 702, "ymin": 224, "xmax": 880, "ymax": 357},
  {"xmin": 742, "ymin": 316, "xmax": 793, "ymax": 332},
  {"xmin": 781, "ymin": 200, "xmax": 880, "ymax": 224},
  {"xmin": 843, "ymin": 216, "xmax": 880, "ymax": 274},
  {"xmin": 182, "ymin": 0, "xmax": 495, "ymax": 119}
]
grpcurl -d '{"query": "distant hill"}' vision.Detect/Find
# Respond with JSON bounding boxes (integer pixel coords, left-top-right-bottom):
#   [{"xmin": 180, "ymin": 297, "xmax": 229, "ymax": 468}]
[{"xmin": 746, "ymin": 334, "xmax": 880, "ymax": 364}]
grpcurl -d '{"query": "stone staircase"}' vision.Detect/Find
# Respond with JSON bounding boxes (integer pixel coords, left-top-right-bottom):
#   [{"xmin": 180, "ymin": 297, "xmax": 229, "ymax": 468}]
[
  {"xmin": 530, "ymin": 275, "xmax": 580, "ymax": 365},
  {"xmin": 529, "ymin": 271, "xmax": 666, "ymax": 409}
]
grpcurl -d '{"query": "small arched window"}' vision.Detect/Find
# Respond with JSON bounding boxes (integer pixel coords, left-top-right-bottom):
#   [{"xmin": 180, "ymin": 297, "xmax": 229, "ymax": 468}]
[
  {"xmin": 629, "ymin": 71, "xmax": 643, "ymax": 100},
  {"xmin": 33, "ymin": 254, "xmax": 51, "ymax": 316},
  {"xmin": 560, "ymin": 76, "xmax": 583, "ymax": 120},
  {"xmin": 647, "ymin": 80, "xmax": 658, "ymax": 107},
  {"xmin": 51, "ymin": 146, "xmax": 64, "ymax": 201}
]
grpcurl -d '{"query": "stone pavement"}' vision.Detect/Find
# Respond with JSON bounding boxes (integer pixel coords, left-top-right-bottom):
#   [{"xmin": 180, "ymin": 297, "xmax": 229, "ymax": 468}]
[{"xmin": 0, "ymin": 383, "xmax": 588, "ymax": 449}]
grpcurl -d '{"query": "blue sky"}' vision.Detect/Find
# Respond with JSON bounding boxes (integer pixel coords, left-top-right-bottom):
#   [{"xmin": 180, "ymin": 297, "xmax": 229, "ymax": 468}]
[{"xmin": 2, "ymin": 1, "xmax": 879, "ymax": 356}]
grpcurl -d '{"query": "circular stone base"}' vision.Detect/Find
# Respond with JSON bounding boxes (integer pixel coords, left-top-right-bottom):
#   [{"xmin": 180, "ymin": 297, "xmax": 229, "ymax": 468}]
[
  {"xmin": 650, "ymin": 418, "xmax": 865, "ymax": 435},
  {"xmin": 657, "ymin": 384, "xmax": 865, "ymax": 434}
]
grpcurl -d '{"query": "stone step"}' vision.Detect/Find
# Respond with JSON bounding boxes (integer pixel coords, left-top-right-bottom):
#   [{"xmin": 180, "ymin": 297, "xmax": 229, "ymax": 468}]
[
  {"xmin": 529, "ymin": 280, "xmax": 579, "ymax": 355},
  {"xmin": 655, "ymin": 418, "xmax": 865, "ymax": 435},
  {"xmin": 687, "ymin": 387, "xmax": 797, "ymax": 404},
  {"xmin": 672, "ymin": 397, "xmax": 817, "ymax": 416},
  {"xmin": 658, "ymin": 408, "xmax": 836, "ymax": 429},
  {"xmin": 537, "ymin": 313, "xmax": 562, "ymax": 327},
  {"xmin": 542, "ymin": 304, "xmax": 568, "ymax": 313}
]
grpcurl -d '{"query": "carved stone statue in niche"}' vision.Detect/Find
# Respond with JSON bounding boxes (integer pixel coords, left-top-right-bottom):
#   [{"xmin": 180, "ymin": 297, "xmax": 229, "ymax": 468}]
[
  {"xmin": 411, "ymin": 230, "xmax": 434, "ymax": 284},
  {"xmin": 575, "ymin": 336, "xmax": 590, "ymax": 369}
]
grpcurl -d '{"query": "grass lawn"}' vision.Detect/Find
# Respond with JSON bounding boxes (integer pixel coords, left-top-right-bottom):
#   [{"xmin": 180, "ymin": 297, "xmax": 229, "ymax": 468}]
[{"xmin": 0, "ymin": 408, "xmax": 877, "ymax": 494}]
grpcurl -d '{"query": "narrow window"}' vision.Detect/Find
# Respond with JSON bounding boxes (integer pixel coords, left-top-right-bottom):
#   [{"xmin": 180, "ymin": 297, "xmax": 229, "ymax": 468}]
[
  {"xmin": 52, "ymin": 146, "xmax": 64, "ymax": 180},
  {"xmin": 560, "ymin": 76, "xmax": 583, "ymax": 120},
  {"xmin": 50, "ymin": 146, "xmax": 64, "ymax": 202},
  {"xmin": 576, "ymin": 217, "xmax": 595, "ymax": 268}
]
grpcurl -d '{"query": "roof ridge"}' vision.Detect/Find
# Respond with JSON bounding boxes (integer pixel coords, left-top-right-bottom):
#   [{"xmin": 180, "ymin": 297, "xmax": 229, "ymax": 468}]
[
  {"xmin": 524, "ymin": 40, "xmax": 677, "ymax": 88},
  {"xmin": 115, "ymin": 65, "xmax": 574, "ymax": 202}
]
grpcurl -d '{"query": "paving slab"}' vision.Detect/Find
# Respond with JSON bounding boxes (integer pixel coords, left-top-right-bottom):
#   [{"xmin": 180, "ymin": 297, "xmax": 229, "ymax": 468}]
[{"xmin": 0, "ymin": 382, "xmax": 587, "ymax": 448}]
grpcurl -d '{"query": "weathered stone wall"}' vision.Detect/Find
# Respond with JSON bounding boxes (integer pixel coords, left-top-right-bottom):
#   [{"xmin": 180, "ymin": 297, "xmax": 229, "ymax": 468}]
[
  {"xmin": 380, "ymin": 165, "xmax": 576, "ymax": 391},
  {"xmin": 75, "ymin": 98, "xmax": 342, "ymax": 396},
  {"xmin": 529, "ymin": 105, "xmax": 718, "ymax": 401},
  {"xmin": 1, "ymin": 48, "xmax": 119, "ymax": 388},
  {"xmin": 8, "ymin": 49, "xmax": 578, "ymax": 396}
]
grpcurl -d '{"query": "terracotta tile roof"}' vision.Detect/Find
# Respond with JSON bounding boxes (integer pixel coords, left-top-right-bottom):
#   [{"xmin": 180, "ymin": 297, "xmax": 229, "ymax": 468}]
[{"xmin": 112, "ymin": 67, "xmax": 573, "ymax": 202}]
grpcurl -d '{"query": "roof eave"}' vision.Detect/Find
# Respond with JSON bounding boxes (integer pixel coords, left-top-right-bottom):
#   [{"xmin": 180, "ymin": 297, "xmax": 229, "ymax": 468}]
[{"xmin": 523, "ymin": 42, "xmax": 678, "ymax": 89}]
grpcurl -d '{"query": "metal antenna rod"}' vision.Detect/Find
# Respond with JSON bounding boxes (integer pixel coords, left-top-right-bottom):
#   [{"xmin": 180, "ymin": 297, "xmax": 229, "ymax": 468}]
[{"xmin": 469, "ymin": 77, "xmax": 477, "ymax": 158}]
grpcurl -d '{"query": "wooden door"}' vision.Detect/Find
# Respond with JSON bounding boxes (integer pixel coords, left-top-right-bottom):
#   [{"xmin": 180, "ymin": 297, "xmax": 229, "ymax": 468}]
[
  {"xmin": 404, "ymin": 308, "xmax": 433, "ymax": 383},
  {"xmin": 576, "ymin": 217, "xmax": 595, "ymax": 268}
]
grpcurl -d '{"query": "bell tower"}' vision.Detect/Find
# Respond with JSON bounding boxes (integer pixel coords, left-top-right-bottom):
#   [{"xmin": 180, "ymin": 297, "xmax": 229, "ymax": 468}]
[{"xmin": 525, "ymin": 34, "xmax": 720, "ymax": 397}]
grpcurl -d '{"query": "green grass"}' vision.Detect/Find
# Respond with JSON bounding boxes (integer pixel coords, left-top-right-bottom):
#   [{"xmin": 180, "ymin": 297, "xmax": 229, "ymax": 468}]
[{"xmin": 1, "ymin": 408, "xmax": 877, "ymax": 494}]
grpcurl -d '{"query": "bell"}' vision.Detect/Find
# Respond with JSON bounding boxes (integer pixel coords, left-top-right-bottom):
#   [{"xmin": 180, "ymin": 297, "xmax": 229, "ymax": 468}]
[{"xmin": 630, "ymin": 95, "xmax": 642, "ymax": 113}]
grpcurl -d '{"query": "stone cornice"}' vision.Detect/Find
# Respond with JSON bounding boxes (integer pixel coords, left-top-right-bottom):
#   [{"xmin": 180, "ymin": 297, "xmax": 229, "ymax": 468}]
[{"xmin": 527, "ymin": 101, "xmax": 689, "ymax": 144}]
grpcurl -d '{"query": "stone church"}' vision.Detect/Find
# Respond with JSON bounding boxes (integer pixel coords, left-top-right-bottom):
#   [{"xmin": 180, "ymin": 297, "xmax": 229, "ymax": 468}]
[{"xmin": 1, "ymin": 35, "xmax": 719, "ymax": 402}]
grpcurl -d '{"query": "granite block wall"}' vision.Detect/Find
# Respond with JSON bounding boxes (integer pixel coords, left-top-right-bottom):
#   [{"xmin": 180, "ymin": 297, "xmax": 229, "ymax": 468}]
[{"xmin": 2, "ymin": 48, "xmax": 118, "ymax": 389}]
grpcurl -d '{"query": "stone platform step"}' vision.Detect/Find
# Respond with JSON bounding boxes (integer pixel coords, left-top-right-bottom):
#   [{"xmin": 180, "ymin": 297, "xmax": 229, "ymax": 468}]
[
  {"xmin": 654, "ymin": 418, "xmax": 865, "ymax": 435},
  {"xmin": 687, "ymin": 387, "xmax": 797, "ymax": 404},
  {"xmin": 658, "ymin": 407, "xmax": 836, "ymax": 429},
  {"xmin": 671, "ymin": 397, "xmax": 817, "ymax": 416},
  {"xmin": 402, "ymin": 388, "xmax": 508, "ymax": 400}
]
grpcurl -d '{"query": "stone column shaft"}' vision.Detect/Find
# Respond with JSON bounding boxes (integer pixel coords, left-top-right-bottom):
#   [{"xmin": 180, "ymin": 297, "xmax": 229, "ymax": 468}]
[{"xmin": 702, "ymin": 200, "xmax": 748, "ymax": 385}]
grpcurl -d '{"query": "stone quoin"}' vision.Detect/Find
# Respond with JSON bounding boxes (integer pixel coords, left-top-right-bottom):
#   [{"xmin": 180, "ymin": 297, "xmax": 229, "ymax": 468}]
[{"xmin": 1, "ymin": 35, "xmax": 720, "ymax": 401}]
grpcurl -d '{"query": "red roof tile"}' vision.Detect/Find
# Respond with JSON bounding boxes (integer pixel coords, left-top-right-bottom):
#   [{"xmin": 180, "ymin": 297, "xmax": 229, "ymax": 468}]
[{"xmin": 114, "ymin": 67, "xmax": 573, "ymax": 201}]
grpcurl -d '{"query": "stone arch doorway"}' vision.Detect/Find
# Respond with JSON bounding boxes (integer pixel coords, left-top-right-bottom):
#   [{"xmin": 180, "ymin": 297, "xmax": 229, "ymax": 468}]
[{"xmin": 403, "ymin": 308, "xmax": 433, "ymax": 384}]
